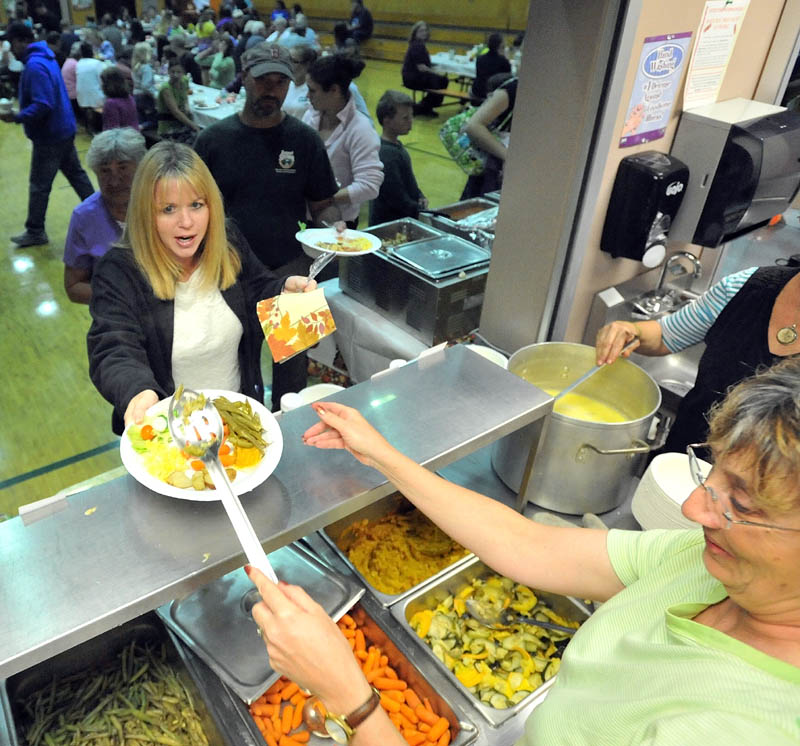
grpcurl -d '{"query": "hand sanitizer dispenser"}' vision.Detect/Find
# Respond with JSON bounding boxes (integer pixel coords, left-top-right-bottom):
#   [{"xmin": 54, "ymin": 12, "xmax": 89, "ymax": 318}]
[
  {"xmin": 600, "ymin": 151, "xmax": 689, "ymax": 267},
  {"xmin": 668, "ymin": 98, "xmax": 800, "ymax": 247}
]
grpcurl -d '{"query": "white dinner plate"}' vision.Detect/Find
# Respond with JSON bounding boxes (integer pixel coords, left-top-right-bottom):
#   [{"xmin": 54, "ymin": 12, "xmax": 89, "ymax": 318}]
[
  {"xmin": 192, "ymin": 100, "xmax": 220, "ymax": 110},
  {"xmin": 120, "ymin": 389, "xmax": 283, "ymax": 502},
  {"xmin": 295, "ymin": 228, "xmax": 381, "ymax": 257}
]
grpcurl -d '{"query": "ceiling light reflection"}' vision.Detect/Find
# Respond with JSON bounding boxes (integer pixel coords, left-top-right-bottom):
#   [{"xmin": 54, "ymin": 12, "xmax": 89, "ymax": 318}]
[
  {"xmin": 36, "ymin": 299, "xmax": 58, "ymax": 317},
  {"xmin": 13, "ymin": 257, "xmax": 34, "ymax": 273}
]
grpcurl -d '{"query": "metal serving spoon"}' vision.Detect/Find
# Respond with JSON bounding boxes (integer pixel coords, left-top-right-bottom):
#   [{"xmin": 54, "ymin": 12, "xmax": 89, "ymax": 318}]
[
  {"xmin": 168, "ymin": 387, "xmax": 278, "ymax": 583},
  {"xmin": 554, "ymin": 338, "xmax": 639, "ymax": 402},
  {"xmin": 465, "ymin": 599, "xmax": 578, "ymax": 636}
]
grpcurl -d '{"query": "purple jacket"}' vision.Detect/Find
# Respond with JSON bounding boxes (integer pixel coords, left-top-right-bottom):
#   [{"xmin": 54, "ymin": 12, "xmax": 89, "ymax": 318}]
[{"xmin": 102, "ymin": 96, "xmax": 140, "ymax": 130}]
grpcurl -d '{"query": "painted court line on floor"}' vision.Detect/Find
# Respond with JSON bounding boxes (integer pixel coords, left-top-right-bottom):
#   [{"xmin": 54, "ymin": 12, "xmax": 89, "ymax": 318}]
[{"xmin": 0, "ymin": 440, "xmax": 120, "ymax": 490}]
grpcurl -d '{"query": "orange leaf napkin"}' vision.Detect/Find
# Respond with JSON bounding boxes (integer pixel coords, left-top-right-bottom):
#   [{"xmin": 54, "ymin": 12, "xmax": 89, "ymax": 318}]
[{"xmin": 256, "ymin": 288, "xmax": 337, "ymax": 364}]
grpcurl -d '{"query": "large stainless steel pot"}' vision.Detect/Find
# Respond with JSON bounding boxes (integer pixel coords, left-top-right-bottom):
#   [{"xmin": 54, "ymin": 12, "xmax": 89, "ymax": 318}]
[{"xmin": 491, "ymin": 342, "xmax": 661, "ymax": 514}]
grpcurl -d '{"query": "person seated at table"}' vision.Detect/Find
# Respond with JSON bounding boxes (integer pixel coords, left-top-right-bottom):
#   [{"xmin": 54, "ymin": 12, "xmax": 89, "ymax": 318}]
[
  {"xmin": 402, "ymin": 21, "xmax": 448, "ymax": 116},
  {"xmin": 267, "ymin": 16, "xmax": 291, "ymax": 45},
  {"xmin": 58, "ymin": 19, "xmax": 80, "ymax": 60},
  {"xmin": 248, "ymin": 357, "xmax": 800, "ymax": 746},
  {"xmin": 60, "ymin": 41, "xmax": 81, "ymax": 125},
  {"xmin": 156, "ymin": 51, "xmax": 201, "ymax": 143},
  {"xmin": 45, "ymin": 30, "xmax": 66, "ymax": 68},
  {"xmin": 75, "ymin": 41, "xmax": 106, "ymax": 108},
  {"xmin": 471, "ymin": 31, "xmax": 511, "ymax": 104},
  {"xmin": 370, "ymin": 90, "xmax": 427, "ymax": 225},
  {"xmin": 169, "ymin": 34, "xmax": 203, "ymax": 84},
  {"xmin": 115, "ymin": 46, "xmax": 134, "ymax": 92},
  {"xmin": 302, "ymin": 54, "xmax": 383, "ymax": 228},
  {"xmin": 282, "ymin": 13, "xmax": 319, "ymax": 51},
  {"xmin": 128, "ymin": 20, "xmax": 147, "ymax": 45},
  {"xmin": 100, "ymin": 66, "xmax": 139, "ymax": 130},
  {"xmin": 244, "ymin": 20, "xmax": 268, "ymax": 50},
  {"xmin": 87, "ymin": 141, "xmax": 316, "ymax": 434},
  {"xmin": 207, "ymin": 34, "xmax": 236, "ymax": 89},
  {"xmin": 460, "ymin": 73, "xmax": 516, "ymax": 199},
  {"xmin": 63, "ymin": 128, "xmax": 145, "ymax": 304}
]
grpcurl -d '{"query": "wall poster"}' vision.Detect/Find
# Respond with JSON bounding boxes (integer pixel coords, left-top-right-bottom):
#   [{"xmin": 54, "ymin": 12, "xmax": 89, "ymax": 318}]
[
  {"xmin": 682, "ymin": 0, "xmax": 750, "ymax": 110},
  {"xmin": 619, "ymin": 32, "xmax": 693, "ymax": 148}
]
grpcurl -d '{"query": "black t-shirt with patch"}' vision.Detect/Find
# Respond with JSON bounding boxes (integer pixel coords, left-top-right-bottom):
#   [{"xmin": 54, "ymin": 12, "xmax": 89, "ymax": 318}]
[{"xmin": 195, "ymin": 113, "xmax": 337, "ymax": 269}]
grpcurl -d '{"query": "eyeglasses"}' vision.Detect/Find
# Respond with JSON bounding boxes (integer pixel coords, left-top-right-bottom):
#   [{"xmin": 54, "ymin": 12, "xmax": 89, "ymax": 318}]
[{"xmin": 686, "ymin": 444, "xmax": 800, "ymax": 532}]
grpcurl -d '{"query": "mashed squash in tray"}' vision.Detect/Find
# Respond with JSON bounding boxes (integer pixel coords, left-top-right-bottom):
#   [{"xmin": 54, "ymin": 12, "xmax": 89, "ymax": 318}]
[{"xmin": 336, "ymin": 505, "xmax": 469, "ymax": 594}]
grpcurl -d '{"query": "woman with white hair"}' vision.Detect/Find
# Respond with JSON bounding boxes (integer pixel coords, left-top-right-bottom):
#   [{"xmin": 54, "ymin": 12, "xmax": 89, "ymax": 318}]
[
  {"xmin": 282, "ymin": 13, "xmax": 319, "ymax": 50},
  {"xmin": 267, "ymin": 16, "xmax": 291, "ymax": 45},
  {"xmin": 63, "ymin": 128, "xmax": 146, "ymax": 304}
]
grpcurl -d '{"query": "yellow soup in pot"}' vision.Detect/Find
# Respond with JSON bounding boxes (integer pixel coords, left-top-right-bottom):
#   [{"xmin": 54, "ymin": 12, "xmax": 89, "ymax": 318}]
[{"xmin": 541, "ymin": 388, "xmax": 628, "ymax": 423}]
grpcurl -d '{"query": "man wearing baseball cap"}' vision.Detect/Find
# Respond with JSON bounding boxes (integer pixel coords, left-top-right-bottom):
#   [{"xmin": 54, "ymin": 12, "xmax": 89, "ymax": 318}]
[
  {"xmin": 1, "ymin": 21, "xmax": 94, "ymax": 247},
  {"xmin": 195, "ymin": 41, "xmax": 341, "ymax": 409}
]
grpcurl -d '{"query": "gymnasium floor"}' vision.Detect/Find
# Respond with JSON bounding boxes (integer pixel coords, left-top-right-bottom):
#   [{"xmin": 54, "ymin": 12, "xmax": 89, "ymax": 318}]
[{"xmin": 0, "ymin": 58, "xmax": 468, "ymax": 518}]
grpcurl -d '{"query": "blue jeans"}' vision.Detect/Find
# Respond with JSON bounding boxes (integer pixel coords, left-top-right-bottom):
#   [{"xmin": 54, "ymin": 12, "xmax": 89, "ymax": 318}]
[{"xmin": 26, "ymin": 137, "xmax": 94, "ymax": 234}]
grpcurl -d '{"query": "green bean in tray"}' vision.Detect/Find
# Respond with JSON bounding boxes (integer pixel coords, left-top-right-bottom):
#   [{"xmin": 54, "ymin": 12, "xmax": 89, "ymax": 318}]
[
  {"xmin": 17, "ymin": 641, "xmax": 209, "ymax": 746},
  {"xmin": 213, "ymin": 396, "xmax": 267, "ymax": 452}
]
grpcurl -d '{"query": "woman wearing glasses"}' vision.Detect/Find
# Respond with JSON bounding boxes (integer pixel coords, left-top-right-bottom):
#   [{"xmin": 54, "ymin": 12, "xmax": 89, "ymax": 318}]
[
  {"xmin": 595, "ymin": 264, "xmax": 800, "ymax": 455},
  {"xmin": 245, "ymin": 359, "xmax": 800, "ymax": 745}
]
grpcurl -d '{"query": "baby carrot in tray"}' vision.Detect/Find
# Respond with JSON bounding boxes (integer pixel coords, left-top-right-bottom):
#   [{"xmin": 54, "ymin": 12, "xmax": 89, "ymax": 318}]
[{"xmin": 248, "ymin": 609, "xmax": 452, "ymax": 746}]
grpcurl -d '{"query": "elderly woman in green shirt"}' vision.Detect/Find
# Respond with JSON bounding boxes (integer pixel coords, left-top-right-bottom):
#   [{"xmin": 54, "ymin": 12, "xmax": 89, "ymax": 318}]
[
  {"xmin": 208, "ymin": 35, "xmax": 236, "ymax": 90},
  {"xmin": 245, "ymin": 358, "xmax": 800, "ymax": 745}
]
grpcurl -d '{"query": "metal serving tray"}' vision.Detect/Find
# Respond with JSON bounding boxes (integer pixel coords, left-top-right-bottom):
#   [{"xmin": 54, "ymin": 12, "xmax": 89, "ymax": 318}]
[
  {"xmin": 456, "ymin": 206, "xmax": 498, "ymax": 232},
  {"xmin": 435, "ymin": 197, "xmax": 497, "ymax": 222},
  {"xmin": 390, "ymin": 235, "xmax": 490, "ymax": 279},
  {"xmin": 319, "ymin": 603, "xmax": 479, "ymax": 746},
  {"xmin": 390, "ymin": 556, "xmax": 591, "ymax": 728},
  {"xmin": 319, "ymin": 492, "xmax": 475, "ymax": 607},
  {"xmin": 0, "ymin": 614, "xmax": 233, "ymax": 746},
  {"xmin": 157, "ymin": 542, "xmax": 363, "ymax": 704},
  {"xmin": 367, "ymin": 217, "xmax": 445, "ymax": 249}
]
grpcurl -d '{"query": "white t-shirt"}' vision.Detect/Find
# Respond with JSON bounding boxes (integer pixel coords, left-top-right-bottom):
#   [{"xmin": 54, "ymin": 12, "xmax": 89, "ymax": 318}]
[
  {"xmin": 266, "ymin": 28, "xmax": 290, "ymax": 45},
  {"xmin": 282, "ymin": 80, "xmax": 310, "ymax": 120},
  {"xmin": 171, "ymin": 270, "xmax": 243, "ymax": 393},
  {"xmin": 76, "ymin": 57, "xmax": 107, "ymax": 108}
]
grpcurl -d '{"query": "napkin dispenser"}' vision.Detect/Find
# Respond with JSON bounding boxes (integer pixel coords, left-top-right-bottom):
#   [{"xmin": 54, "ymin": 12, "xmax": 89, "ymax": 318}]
[{"xmin": 669, "ymin": 98, "xmax": 800, "ymax": 247}]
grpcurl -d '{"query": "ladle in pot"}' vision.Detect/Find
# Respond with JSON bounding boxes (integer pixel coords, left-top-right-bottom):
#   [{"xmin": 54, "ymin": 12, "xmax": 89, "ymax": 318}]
[
  {"xmin": 553, "ymin": 338, "xmax": 638, "ymax": 402},
  {"xmin": 465, "ymin": 599, "xmax": 578, "ymax": 636},
  {"xmin": 168, "ymin": 386, "xmax": 278, "ymax": 583}
]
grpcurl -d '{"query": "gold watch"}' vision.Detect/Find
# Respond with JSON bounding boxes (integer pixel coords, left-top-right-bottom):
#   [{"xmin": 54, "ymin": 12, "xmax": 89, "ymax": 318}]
[{"xmin": 323, "ymin": 686, "xmax": 381, "ymax": 744}]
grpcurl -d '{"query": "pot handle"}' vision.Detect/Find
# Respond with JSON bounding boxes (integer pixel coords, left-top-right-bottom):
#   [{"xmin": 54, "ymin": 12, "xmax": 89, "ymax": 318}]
[{"xmin": 577, "ymin": 439, "xmax": 650, "ymax": 461}]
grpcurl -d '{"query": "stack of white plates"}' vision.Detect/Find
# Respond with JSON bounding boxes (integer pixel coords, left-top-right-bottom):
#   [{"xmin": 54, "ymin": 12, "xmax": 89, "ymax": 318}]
[{"xmin": 632, "ymin": 452, "xmax": 710, "ymax": 530}]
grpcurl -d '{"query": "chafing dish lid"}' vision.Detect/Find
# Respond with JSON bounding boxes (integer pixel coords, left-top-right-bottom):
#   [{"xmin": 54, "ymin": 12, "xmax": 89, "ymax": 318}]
[
  {"xmin": 157, "ymin": 542, "xmax": 364, "ymax": 704},
  {"xmin": 390, "ymin": 235, "xmax": 490, "ymax": 278}
]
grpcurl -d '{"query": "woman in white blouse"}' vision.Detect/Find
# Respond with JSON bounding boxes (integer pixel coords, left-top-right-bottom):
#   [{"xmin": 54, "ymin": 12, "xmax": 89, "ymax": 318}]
[{"xmin": 302, "ymin": 54, "xmax": 383, "ymax": 227}]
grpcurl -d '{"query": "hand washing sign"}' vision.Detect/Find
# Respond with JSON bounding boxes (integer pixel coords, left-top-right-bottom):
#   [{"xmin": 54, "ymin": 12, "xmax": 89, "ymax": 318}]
[{"xmin": 619, "ymin": 32, "xmax": 692, "ymax": 148}]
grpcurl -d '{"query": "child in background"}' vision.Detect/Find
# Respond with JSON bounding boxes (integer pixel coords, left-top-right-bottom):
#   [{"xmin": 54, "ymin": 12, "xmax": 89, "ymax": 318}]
[
  {"xmin": 369, "ymin": 90, "xmax": 427, "ymax": 225},
  {"xmin": 101, "ymin": 66, "xmax": 140, "ymax": 130}
]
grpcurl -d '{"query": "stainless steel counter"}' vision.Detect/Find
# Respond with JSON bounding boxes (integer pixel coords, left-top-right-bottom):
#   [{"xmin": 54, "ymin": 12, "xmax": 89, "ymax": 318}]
[{"xmin": 0, "ymin": 345, "xmax": 552, "ymax": 679}]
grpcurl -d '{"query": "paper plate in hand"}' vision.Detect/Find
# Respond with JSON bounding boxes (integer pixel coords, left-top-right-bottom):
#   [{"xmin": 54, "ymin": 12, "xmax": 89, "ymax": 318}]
[
  {"xmin": 295, "ymin": 228, "xmax": 381, "ymax": 258},
  {"xmin": 120, "ymin": 389, "xmax": 283, "ymax": 501}
]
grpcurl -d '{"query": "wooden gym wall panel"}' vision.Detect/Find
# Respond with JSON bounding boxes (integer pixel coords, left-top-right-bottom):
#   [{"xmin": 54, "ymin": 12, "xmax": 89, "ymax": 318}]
[{"xmin": 289, "ymin": 0, "xmax": 528, "ymax": 30}]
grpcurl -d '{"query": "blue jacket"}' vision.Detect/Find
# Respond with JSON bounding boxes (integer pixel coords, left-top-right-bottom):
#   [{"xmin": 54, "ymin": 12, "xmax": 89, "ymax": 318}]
[{"xmin": 16, "ymin": 41, "xmax": 76, "ymax": 142}]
